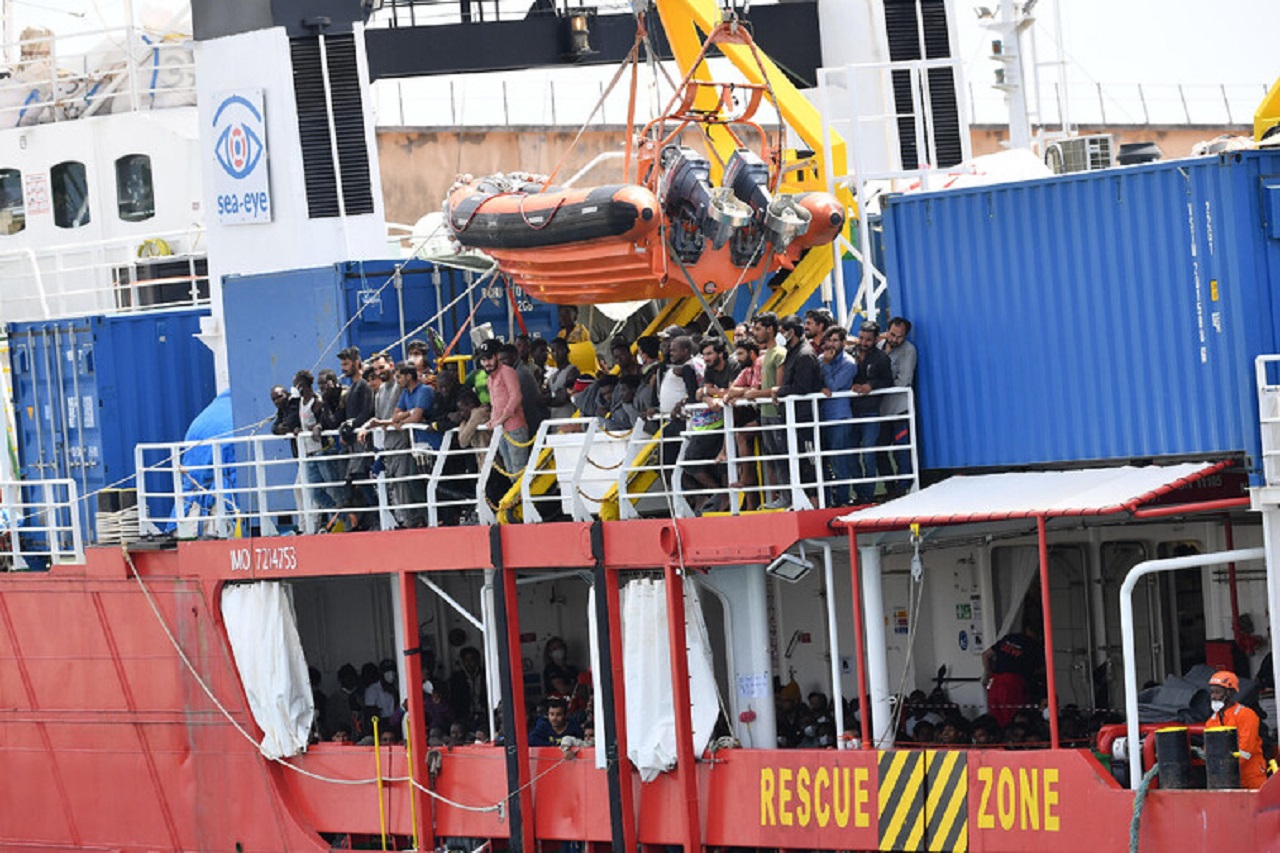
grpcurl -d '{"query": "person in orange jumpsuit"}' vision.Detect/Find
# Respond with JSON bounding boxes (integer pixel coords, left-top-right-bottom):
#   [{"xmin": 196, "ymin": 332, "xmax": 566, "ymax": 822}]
[{"xmin": 1205, "ymin": 670, "xmax": 1267, "ymax": 789}]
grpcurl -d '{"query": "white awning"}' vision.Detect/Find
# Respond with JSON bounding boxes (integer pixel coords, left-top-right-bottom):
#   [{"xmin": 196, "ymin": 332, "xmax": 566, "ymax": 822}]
[{"xmin": 836, "ymin": 462, "xmax": 1231, "ymax": 529}]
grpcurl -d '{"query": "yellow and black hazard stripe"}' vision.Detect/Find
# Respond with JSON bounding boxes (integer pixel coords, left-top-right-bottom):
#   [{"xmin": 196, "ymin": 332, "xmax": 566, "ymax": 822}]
[
  {"xmin": 924, "ymin": 750, "xmax": 968, "ymax": 852},
  {"xmin": 877, "ymin": 750, "xmax": 969, "ymax": 852},
  {"xmin": 878, "ymin": 750, "xmax": 926, "ymax": 850}
]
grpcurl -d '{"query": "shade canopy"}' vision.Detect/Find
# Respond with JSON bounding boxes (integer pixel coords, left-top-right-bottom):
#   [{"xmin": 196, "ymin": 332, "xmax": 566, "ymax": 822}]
[{"xmin": 836, "ymin": 462, "xmax": 1230, "ymax": 530}]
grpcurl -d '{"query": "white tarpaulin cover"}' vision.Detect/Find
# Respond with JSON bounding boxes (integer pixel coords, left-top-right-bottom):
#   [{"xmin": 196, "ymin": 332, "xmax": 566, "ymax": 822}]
[
  {"xmin": 622, "ymin": 577, "xmax": 720, "ymax": 782},
  {"xmin": 221, "ymin": 582, "xmax": 314, "ymax": 759},
  {"xmin": 838, "ymin": 463, "xmax": 1221, "ymax": 526}
]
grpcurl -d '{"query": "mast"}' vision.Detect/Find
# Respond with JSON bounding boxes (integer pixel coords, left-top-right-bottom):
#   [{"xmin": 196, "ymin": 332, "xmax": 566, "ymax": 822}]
[{"xmin": 982, "ymin": 0, "xmax": 1033, "ymax": 150}]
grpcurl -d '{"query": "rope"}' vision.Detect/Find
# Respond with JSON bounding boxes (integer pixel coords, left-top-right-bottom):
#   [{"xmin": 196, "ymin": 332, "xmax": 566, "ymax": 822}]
[
  {"xmin": 598, "ymin": 425, "xmax": 637, "ymax": 440},
  {"xmin": 503, "ymin": 430, "xmax": 538, "ymax": 449},
  {"xmin": 541, "ymin": 33, "xmax": 642, "ymax": 190},
  {"xmin": 585, "ymin": 454, "xmax": 625, "ymax": 472},
  {"xmin": 1128, "ymin": 764, "xmax": 1160, "ymax": 853},
  {"xmin": 491, "ymin": 460, "xmax": 527, "ymax": 480},
  {"xmin": 885, "ymin": 567, "xmax": 926, "ymax": 747},
  {"xmin": 517, "ymin": 194, "xmax": 566, "ymax": 230},
  {"xmin": 46, "ymin": 222, "xmax": 489, "ymax": 525}
]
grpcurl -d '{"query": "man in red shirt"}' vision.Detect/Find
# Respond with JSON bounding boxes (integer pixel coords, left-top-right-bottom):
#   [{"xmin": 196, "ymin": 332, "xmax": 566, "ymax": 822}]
[
  {"xmin": 1205, "ymin": 670, "xmax": 1267, "ymax": 789},
  {"xmin": 479, "ymin": 340, "xmax": 530, "ymax": 477}
]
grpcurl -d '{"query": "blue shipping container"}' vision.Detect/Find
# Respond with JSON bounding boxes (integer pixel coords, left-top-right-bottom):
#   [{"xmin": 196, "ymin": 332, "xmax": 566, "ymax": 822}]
[
  {"xmin": 6, "ymin": 308, "xmax": 217, "ymax": 538},
  {"xmin": 880, "ymin": 150, "xmax": 1280, "ymax": 478},
  {"xmin": 222, "ymin": 259, "xmax": 560, "ymax": 435}
]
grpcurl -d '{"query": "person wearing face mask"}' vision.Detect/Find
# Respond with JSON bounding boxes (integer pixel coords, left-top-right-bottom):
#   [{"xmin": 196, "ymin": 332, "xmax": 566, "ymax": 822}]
[
  {"xmin": 361, "ymin": 661, "xmax": 398, "ymax": 726},
  {"xmin": 542, "ymin": 637, "xmax": 578, "ymax": 696},
  {"xmin": 1205, "ymin": 670, "xmax": 1267, "ymax": 789}
]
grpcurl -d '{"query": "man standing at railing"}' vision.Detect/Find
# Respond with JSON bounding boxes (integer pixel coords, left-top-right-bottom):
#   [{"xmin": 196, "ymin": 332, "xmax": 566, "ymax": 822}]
[
  {"xmin": 293, "ymin": 370, "xmax": 340, "ymax": 515},
  {"xmin": 389, "ymin": 363, "xmax": 433, "ymax": 528},
  {"xmin": 748, "ymin": 313, "xmax": 788, "ymax": 497},
  {"xmin": 878, "ymin": 317, "xmax": 918, "ymax": 498},
  {"xmin": 819, "ymin": 326, "xmax": 857, "ymax": 506},
  {"xmin": 359, "ymin": 354, "xmax": 404, "ymax": 519},
  {"xmin": 657, "ymin": 335, "xmax": 704, "ymax": 456},
  {"xmin": 767, "ymin": 315, "xmax": 824, "ymax": 509},
  {"xmin": 851, "ymin": 321, "xmax": 893, "ymax": 504},
  {"xmin": 480, "ymin": 340, "xmax": 531, "ymax": 479}
]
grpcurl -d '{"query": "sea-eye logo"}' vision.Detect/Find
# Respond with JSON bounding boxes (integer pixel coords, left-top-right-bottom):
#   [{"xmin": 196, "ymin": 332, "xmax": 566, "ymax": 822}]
[{"xmin": 212, "ymin": 95, "xmax": 264, "ymax": 180}]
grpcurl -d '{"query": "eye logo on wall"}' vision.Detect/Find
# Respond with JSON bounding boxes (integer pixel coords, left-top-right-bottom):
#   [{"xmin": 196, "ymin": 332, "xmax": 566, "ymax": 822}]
[
  {"xmin": 209, "ymin": 89, "xmax": 273, "ymax": 225},
  {"xmin": 214, "ymin": 101, "xmax": 263, "ymax": 179}
]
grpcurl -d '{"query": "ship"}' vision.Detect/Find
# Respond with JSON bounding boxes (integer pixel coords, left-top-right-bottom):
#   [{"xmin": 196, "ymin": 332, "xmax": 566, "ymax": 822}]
[{"xmin": 1, "ymin": 0, "xmax": 1279, "ymax": 851}]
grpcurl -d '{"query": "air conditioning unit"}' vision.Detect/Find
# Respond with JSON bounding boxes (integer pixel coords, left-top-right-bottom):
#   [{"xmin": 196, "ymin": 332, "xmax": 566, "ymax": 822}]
[{"xmin": 1044, "ymin": 135, "xmax": 1114, "ymax": 175}]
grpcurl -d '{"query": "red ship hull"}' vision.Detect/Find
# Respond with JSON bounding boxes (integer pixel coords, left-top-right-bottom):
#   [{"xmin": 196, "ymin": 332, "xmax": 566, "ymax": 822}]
[{"xmin": 1, "ymin": 520, "xmax": 1277, "ymax": 851}]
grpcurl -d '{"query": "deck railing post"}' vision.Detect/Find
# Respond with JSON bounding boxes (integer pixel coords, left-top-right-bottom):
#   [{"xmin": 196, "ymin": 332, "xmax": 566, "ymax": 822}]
[
  {"xmin": 591, "ymin": 522, "xmax": 638, "ymax": 851},
  {"xmin": 1037, "ymin": 514, "xmax": 1061, "ymax": 748},
  {"xmin": 397, "ymin": 571, "xmax": 433, "ymax": 850},
  {"xmin": 490, "ymin": 525, "xmax": 535, "ymax": 852}
]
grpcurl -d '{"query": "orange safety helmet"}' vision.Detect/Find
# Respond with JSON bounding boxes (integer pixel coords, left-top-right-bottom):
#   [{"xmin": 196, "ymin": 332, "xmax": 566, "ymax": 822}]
[{"xmin": 1208, "ymin": 670, "xmax": 1240, "ymax": 692}]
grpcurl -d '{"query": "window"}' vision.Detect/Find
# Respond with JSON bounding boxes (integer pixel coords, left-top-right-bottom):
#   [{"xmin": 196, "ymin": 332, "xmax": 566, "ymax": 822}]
[
  {"xmin": 51, "ymin": 161, "xmax": 90, "ymax": 229},
  {"xmin": 115, "ymin": 154, "xmax": 154, "ymax": 222},
  {"xmin": 0, "ymin": 168, "xmax": 24, "ymax": 234}
]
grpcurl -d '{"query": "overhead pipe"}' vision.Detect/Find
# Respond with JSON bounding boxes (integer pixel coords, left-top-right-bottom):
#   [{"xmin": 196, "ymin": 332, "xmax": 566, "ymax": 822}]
[{"xmin": 1120, "ymin": 547, "xmax": 1264, "ymax": 789}]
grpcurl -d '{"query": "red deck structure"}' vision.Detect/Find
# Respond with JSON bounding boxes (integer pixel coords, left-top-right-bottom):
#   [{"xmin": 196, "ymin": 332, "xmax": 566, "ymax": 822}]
[{"xmin": 0, "ymin": 502, "xmax": 1275, "ymax": 851}]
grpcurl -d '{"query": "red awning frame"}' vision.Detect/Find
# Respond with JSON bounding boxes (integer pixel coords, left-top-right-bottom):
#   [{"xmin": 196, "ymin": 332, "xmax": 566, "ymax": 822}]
[{"xmin": 835, "ymin": 459, "xmax": 1248, "ymax": 751}]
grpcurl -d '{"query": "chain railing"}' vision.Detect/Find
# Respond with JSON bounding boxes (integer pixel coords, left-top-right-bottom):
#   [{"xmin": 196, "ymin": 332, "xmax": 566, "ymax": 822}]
[
  {"xmin": 0, "ymin": 478, "xmax": 84, "ymax": 568},
  {"xmin": 131, "ymin": 387, "xmax": 919, "ymax": 540}
]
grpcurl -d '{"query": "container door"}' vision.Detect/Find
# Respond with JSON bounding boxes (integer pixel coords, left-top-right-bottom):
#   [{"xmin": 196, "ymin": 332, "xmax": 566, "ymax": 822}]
[{"xmin": 7, "ymin": 322, "xmax": 91, "ymax": 553}]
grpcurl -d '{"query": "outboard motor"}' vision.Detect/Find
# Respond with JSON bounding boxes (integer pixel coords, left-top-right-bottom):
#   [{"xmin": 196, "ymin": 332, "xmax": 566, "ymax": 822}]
[
  {"xmin": 722, "ymin": 148, "xmax": 811, "ymax": 264},
  {"xmin": 659, "ymin": 145, "xmax": 751, "ymax": 264}
]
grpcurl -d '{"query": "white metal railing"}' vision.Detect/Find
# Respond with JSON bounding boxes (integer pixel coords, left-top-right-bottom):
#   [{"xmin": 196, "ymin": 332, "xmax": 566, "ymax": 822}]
[
  {"xmin": 617, "ymin": 387, "xmax": 919, "ymax": 519},
  {"xmin": 0, "ymin": 227, "xmax": 207, "ymax": 323},
  {"xmin": 0, "ymin": 27, "xmax": 196, "ymax": 128},
  {"xmin": 135, "ymin": 424, "xmax": 504, "ymax": 538},
  {"xmin": 131, "ymin": 387, "xmax": 919, "ymax": 539},
  {"xmin": 519, "ymin": 416, "xmax": 634, "ymax": 523},
  {"xmin": 0, "ymin": 478, "xmax": 84, "ymax": 568}
]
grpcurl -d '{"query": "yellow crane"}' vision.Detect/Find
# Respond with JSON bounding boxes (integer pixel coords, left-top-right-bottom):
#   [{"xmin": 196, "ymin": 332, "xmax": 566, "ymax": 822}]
[{"xmin": 498, "ymin": 0, "xmax": 852, "ymax": 523}]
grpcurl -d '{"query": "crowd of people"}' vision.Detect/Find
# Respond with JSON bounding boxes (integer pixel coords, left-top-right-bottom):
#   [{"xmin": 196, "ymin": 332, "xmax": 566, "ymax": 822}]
[
  {"xmin": 311, "ymin": 635, "xmax": 597, "ymax": 754},
  {"xmin": 313, "ymin": 641, "xmax": 494, "ymax": 748},
  {"xmin": 268, "ymin": 304, "xmax": 919, "ymax": 529},
  {"xmin": 773, "ymin": 683, "xmax": 1110, "ymax": 753}
]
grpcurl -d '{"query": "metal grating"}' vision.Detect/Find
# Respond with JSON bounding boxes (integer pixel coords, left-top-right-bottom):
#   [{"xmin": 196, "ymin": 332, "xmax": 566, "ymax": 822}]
[{"xmin": 290, "ymin": 34, "xmax": 375, "ymax": 219}]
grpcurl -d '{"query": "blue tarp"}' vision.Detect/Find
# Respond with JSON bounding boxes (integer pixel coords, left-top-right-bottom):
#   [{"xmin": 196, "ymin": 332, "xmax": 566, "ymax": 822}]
[{"xmin": 176, "ymin": 389, "xmax": 238, "ymax": 523}]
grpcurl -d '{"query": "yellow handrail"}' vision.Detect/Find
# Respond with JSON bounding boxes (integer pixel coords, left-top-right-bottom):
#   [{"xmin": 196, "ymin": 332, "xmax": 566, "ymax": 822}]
[{"xmin": 372, "ymin": 715, "xmax": 388, "ymax": 851}]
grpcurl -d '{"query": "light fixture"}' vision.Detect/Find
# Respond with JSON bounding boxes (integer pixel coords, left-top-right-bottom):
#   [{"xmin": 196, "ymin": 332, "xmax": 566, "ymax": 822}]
[
  {"xmin": 974, "ymin": 6, "xmax": 994, "ymax": 19},
  {"xmin": 766, "ymin": 552, "xmax": 814, "ymax": 583},
  {"xmin": 565, "ymin": 9, "xmax": 596, "ymax": 59}
]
